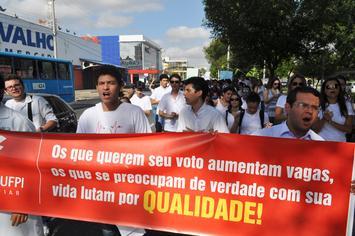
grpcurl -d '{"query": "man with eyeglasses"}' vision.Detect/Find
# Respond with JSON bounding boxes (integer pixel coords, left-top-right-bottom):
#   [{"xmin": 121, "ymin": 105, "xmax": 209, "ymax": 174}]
[
  {"xmin": 4, "ymin": 74, "xmax": 58, "ymax": 132},
  {"xmin": 0, "ymin": 74, "xmax": 44, "ymax": 236},
  {"xmin": 157, "ymin": 74, "xmax": 187, "ymax": 132},
  {"xmin": 241, "ymin": 85, "xmax": 251, "ymax": 109},
  {"xmin": 252, "ymin": 87, "xmax": 324, "ymax": 140}
]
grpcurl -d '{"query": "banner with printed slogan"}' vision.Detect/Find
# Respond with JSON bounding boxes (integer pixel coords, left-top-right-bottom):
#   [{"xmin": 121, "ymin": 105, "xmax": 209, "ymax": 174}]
[{"xmin": 0, "ymin": 130, "xmax": 354, "ymax": 236}]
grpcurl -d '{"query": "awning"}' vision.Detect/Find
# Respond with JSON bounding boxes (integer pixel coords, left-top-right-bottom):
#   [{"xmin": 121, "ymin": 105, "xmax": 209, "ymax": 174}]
[{"xmin": 79, "ymin": 58, "xmax": 128, "ymax": 69}]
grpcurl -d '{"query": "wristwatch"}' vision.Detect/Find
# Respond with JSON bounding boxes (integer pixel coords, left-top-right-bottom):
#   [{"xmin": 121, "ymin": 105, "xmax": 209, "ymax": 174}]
[{"xmin": 39, "ymin": 127, "xmax": 46, "ymax": 132}]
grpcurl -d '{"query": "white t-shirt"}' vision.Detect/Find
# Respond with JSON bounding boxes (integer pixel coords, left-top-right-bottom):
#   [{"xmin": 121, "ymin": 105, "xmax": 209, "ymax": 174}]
[
  {"xmin": 222, "ymin": 110, "xmax": 241, "ymax": 133},
  {"xmin": 177, "ymin": 103, "xmax": 229, "ymax": 133},
  {"xmin": 5, "ymin": 95, "xmax": 58, "ymax": 129},
  {"xmin": 239, "ymin": 110, "xmax": 269, "ymax": 135},
  {"xmin": 130, "ymin": 94, "xmax": 152, "ymax": 114},
  {"xmin": 317, "ymin": 102, "xmax": 353, "ymax": 142},
  {"xmin": 241, "ymin": 97, "xmax": 247, "ymax": 110},
  {"xmin": 276, "ymin": 95, "xmax": 288, "ymax": 116},
  {"xmin": 216, "ymin": 98, "xmax": 228, "ymax": 114},
  {"xmin": 150, "ymin": 86, "xmax": 172, "ymax": 102},
  {"xmin": 157, "ymin": 90, "xmax": 187, "ymax": 132},
  {"xmin": 77, "ymin": 102, "xmax": 151, "ymax": 134}
]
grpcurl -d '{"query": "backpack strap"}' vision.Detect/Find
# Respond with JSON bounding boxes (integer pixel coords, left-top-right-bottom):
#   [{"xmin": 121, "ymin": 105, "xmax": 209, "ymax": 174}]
[
  {"xmin": 259, "ymin": 110, "xmax": 264, "ymax": 129},
  {"xmin": 27, "ymin": 95, "xmax": 33, "ymax": 122},
  {"xmin": 225, "ymin": 110, "xmax": 229, "ymax": 126},
  {"xmin": 238, "ymin": 109, "xmax": 245, "ymax": 134}
]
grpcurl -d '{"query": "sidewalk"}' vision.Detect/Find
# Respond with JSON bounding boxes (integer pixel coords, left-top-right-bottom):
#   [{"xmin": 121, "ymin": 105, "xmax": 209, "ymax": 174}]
[{"xmin": 75, "ymin": 89, "xmax": 99, "ymax": 100}]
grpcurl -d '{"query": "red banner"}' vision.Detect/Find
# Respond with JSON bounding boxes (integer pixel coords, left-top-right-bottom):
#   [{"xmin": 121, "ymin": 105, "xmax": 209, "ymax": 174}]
[{"xmin": 0, "ymin": 130, "xmax": 354, "ymax": 235}]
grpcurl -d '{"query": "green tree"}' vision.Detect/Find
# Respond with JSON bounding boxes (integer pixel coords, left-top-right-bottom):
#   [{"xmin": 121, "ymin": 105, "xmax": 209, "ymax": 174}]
[
  {"xmin": 203, "ymin": 0, "xmax": 341, "ymax": 79},
  {"xmin": 203, "ymin": 38, "xmax": 254, "ymax": 78}
]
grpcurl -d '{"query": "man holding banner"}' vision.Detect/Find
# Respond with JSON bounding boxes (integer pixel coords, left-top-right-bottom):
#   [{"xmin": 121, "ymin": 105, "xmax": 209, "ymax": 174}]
[
  {"xmin": 76, "ymin": 65, "xmax": 151, "ymax": 134},
  {"xmin": 252, "ymin": 87, "xmax": 323, "ymax": 140},
  {"xmin": 68, "ymin": 65, "xmax": 150, "ymax": 235},
  {"xmin": 0, "ymin": 75, "xmax": 43, "ymax": 235}
]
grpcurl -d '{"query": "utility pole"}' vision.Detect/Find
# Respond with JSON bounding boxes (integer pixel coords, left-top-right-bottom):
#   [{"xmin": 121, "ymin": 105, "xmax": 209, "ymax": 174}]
[
  {"xmin": 46, "ymin": 0, "xmax": 57, "ymax": 58},
  {"xmin": 51, "ymin": 0, "xmax": 58, "ymax": 58}
]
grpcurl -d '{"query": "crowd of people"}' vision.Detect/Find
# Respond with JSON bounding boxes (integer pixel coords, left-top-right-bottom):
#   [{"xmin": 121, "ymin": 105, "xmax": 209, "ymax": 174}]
[{"xmin": 1, "ymin": 64, "xmax": 355, "ymax": 235}]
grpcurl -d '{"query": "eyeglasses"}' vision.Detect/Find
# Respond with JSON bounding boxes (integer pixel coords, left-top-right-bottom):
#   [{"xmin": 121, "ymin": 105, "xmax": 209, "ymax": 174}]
[
  {"xmin": 5, "ymin": 83, "xmax": 21, "ymax": 90},
  {"xmin": 230, "ymin": 98, "xmax": 240, "ymax": 101},
  {"xmin": 274, "ymin": 83, "xmax": 280, "ymax": 86},
  {"xmin": 293, "ymin": 102, "xmax": 319, "ymax": 112},
  {"xmin": 170, "ymin": 80, "xmax": 180, "ymax": 84},
  {"xmin": 292, "ymin": 82, "xmax": 304, "ymax": 87},
  {"xmin": 243, "ymin": 90, "xmax": 250, "ymax": 93},
  {"xmin": 325, "ymin": 84, "xmax": 339, "ymax": 90}
]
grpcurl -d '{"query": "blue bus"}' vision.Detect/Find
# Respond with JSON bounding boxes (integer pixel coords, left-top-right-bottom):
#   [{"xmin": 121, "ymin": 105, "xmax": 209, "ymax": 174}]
[{"xmin": 0, "ymin": 51, "xmax": 75, "ymax": 103}]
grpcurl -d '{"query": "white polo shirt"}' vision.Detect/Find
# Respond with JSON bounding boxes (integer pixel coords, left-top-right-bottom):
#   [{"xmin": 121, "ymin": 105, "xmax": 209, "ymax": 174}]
[
  {"xmin": 157, "ymin": 90, "xmax": 187, "ymax": 131},
  {"xmin": 177, "ymin": 103, "xmax": 229, "ymax": 133}
]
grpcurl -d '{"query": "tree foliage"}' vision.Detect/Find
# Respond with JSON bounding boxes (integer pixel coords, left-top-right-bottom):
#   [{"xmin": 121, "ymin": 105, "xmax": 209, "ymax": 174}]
[{"xmin": 203, "ymin": 0, "xmax": 349, "ymax": 78}]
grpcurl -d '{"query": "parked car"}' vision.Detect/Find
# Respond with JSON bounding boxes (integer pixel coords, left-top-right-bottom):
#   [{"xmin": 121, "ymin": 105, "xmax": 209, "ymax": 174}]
[
  {"xmin": 346, "ymin": 82, "xmax": 355, "ymax": 94},
  {"xmin": 3, "ymin": 93, "xmax": 77, "ymax": 133},
  {"xmin": 280, "ymin": 79, "xmax": 288, "ymax": 88}
]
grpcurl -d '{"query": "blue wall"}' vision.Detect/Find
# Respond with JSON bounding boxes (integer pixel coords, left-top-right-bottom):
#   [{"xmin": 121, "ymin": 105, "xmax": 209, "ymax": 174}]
[{"xmin": 97, "ymin": 36, "xmax": 120, "ymax": 66}]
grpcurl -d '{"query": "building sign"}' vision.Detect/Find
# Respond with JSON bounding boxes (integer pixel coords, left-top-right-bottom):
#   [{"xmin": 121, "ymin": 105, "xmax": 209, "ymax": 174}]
[{"xmin": 0, "ymin": 22, "xmax": 54, "ymax": 57}]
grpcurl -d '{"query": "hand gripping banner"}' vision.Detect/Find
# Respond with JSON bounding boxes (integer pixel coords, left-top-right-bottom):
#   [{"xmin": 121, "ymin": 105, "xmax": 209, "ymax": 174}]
[{"xmin": 0, "ymin": 130, "xmax": 354, "ymax": 235}]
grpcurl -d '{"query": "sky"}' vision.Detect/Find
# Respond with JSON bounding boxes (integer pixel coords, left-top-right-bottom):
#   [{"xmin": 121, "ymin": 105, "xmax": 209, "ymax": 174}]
[{"xmin": 2, "ymin": 0, "xmax": 212, "ymax": 69}]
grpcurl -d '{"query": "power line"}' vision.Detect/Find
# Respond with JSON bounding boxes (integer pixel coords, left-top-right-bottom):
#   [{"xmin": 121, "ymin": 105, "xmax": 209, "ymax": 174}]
[{"xmin": 56, "ymin": 0, "xmax": 119, "ymax": 36}]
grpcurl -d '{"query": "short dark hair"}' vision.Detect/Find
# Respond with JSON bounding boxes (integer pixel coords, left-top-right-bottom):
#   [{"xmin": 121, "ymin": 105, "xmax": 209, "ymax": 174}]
[
  {"xmin": 135, "ymin": 81, "xmax": 145, "ymax": 90},
  {"xmin": 4, "ymin": 74, "xmax": 24, "ymax": 87},
  {"xmin": 242, "ymin": 85, "xmax": 251, "ymax": 91},
  {"xmin": 223, "ymin": 86, "xmax": 234, "ymax": 94},
  {"xmin": 246, "ymin": 92, "xmax": 261, "ymax": 104},
  {"xmin": 94, "ymin": 65, "xmax": 123, "ymax": 86},
  {"xmin": 160, "ymin": 74, "xmax": 169, "ymax": 81},
  {"xmin": 287, "ymin": 87, "xmax": 320, "ymax": 107},
  {"xmin": 169, "ymin": 73, "xmax": 181, "ymax": 82},
  {"xmin": 185, "ymin": 77, "xmax": 209, "ymax": 101}
]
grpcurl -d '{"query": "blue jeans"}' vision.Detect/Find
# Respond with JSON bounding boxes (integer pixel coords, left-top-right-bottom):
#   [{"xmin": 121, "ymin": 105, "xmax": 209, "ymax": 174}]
[{"xmin": 152, "ymin": 104, "xmax": 164, "ymax": 132}]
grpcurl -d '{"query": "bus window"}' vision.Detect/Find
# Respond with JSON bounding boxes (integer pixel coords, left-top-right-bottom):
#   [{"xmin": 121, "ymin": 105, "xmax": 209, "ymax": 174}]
[
  {"xmin": 0, "ymin": 56, "xmax": 12, "ymax": 77},
  {"xmin": 14, "ymin": 58, "xmax": 37, "ymax": 79},
  {"xmin": 38, "ymin": 61, "xmax": 56, "ymax": 79},
  {"xmin": 58, "ymin": 63, "xmax": 70, "ymax": 80}
]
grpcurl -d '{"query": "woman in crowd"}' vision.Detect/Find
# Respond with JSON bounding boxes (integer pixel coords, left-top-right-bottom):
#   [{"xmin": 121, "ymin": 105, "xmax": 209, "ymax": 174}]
[
  {"xmin": 275, "ymin": 74, "xmax": 306, "ymax": 123},
  {"xmin": 263, "ymin": 77, "xmax": 281, "ymax": 123},
  {"xmin": 215, "ymin": 86, "xmax": 234, "ymax": 113},
  {"xmin": 312, "ymin": 77, "xmax": 353, "ymax": 142},
  {"xmin": 222, "ymin": 92, "xmax": 242, "ymax": 133},
  {"xmin": 254, "ymin": 79, "xmax": 265, "ymax": 110}
]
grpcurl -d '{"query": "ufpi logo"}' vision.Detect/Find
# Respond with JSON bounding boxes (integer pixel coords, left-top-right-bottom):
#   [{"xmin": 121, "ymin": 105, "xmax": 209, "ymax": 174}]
[{"xmin": 0, "ymin": 135, "xmax": 6, "ymax": 150}]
